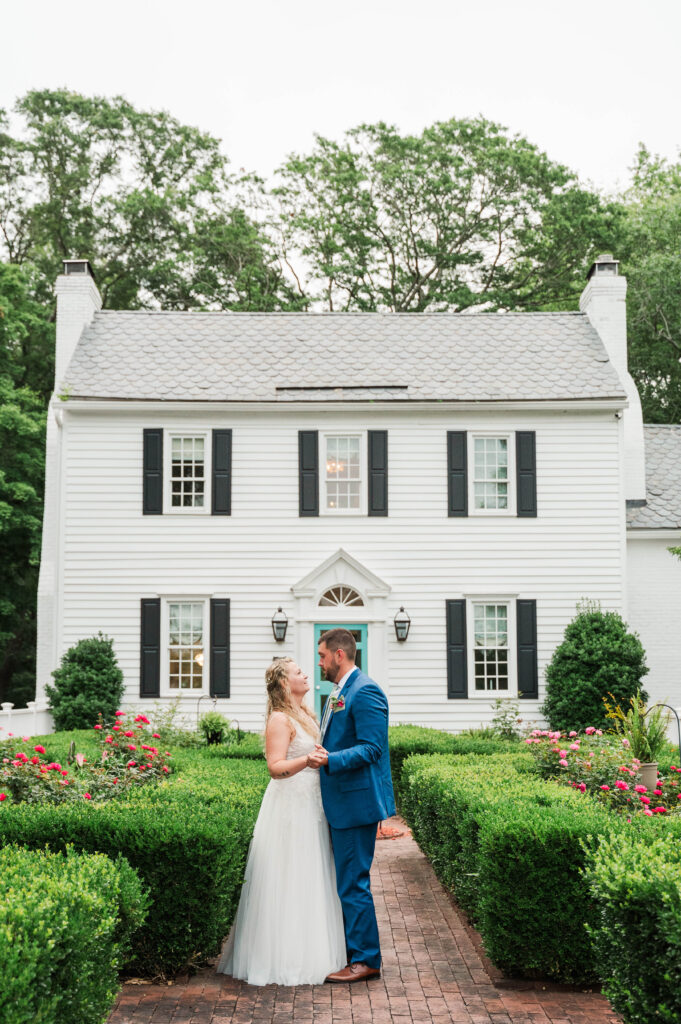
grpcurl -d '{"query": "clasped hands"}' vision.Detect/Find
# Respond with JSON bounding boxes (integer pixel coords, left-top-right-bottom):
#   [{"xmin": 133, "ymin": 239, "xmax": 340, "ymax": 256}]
[{"xmin": 306, "ymin": 744, "xmax": 329, "ymax": 768}]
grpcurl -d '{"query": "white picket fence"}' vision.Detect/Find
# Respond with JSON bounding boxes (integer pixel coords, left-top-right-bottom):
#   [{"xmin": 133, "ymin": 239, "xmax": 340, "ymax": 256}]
[{"xmin": 0, "ymin": 699, "xmax": 54, "ymax": 739}]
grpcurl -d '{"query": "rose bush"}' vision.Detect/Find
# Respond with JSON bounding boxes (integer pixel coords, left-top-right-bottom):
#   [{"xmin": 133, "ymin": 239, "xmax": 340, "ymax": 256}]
[
  {"xmin": 525, "ymin": 727, "xmax": 680, "ymax": 818},
  {"xmin": 0, "ymin": 712, "xmax": 172, "ymax": 805}
]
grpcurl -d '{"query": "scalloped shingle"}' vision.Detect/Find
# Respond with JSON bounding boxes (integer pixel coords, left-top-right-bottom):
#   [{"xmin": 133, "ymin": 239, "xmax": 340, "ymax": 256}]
[{"xmin": 62, "ymin": 310, "xmax": 626, "ymax": 403}]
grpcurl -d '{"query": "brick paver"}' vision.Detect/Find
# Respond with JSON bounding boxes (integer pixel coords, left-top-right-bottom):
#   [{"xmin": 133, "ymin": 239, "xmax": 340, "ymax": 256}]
[{"xmin": 107, "ymin": 818, "xmax": 620, "ymax": 1024}]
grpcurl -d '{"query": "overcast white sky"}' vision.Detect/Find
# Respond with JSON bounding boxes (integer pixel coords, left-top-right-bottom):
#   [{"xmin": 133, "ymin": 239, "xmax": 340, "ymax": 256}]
[{"xmin": 3, "ymin": 0, "xmax": 680, "ymax": 193}]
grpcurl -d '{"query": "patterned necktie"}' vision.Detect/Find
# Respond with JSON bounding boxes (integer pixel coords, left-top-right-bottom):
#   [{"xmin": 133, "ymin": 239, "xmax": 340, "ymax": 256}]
[{"xmin": 320, "ymin": 685, "xmax": 341, "ymax": 740}]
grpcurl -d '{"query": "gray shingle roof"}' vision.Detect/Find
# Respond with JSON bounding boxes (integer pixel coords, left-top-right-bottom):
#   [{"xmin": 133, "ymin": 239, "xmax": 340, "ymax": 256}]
[
  {"xmin": 62, "ymin": 310, "xmax": 626, "ymax": 403},
  {"xmin": 627, "ymin": 425, "xmax": 681, "ymax": 530}
]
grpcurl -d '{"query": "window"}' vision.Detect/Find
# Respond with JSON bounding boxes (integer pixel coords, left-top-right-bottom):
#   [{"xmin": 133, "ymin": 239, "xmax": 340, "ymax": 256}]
[
  {"xmin": 473, "ymin": 436, "xmax": 508, "ymax": 510},
  {"xmin": 472, "ymin": 603, "xmax": 509, "ymax": 692},
  {"xmin": 324, "ymin": 434, "xmax": 364, "ymax": 513},
  {"xmin": 167, "ymin": 601, "xmax": 206, "ymax": 691},
  {"xmin": 167, "ymin": 434, "xmax": 207, "ymax": 512},
  {"xmin": 468, "ymin": 433, "xmax": 515, "ymax": 514},
  {"xmin": 319, "ymin": 585, "xmax": 364, "ymax": 607}
]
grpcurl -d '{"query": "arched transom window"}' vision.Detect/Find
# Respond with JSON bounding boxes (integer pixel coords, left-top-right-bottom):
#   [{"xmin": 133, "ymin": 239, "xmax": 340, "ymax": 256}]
[{"xmin": 319, "ymin": 585, "xmax": 364, "ymax": 607}]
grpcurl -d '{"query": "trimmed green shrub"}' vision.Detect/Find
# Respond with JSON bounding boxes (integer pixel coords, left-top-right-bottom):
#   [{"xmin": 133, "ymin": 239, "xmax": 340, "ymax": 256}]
[
  {"xmin": 46, "ymin": 633, "xmax": 124, "ymax": 731},
  {"xmin": 196, "ymin": 730, "xmax": 264, "ymax": 760},
  {"xmin": 542, "ymin": 602, "xmax": 648, "ymax": 732},
  {"xmin": 400, "ymin": 751, "xmax": 621, "ymax": 983},
  {"xmin": 388, "ymin": 724, "xmax": 522, "ymax": 805},
  {"xmin": 584, "ymin": 820, "xmax": 681, "ymax": 1024},
  {"xmin": 0, "ymin": 757, "xmax": 270, "ymax": 978},
  {"xmin": 0, "ymin": 844, "xmax": 147, "ymax": 1024}
]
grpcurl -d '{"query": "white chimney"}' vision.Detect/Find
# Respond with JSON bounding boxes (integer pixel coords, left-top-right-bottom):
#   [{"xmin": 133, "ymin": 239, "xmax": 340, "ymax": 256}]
[
  {"xmin": 580, "ymin": 254, "xmax": 646, "ymax": 502},
  {"xmin": 54, "ymin": 259, "xmax": 102, "ymax": 388}
]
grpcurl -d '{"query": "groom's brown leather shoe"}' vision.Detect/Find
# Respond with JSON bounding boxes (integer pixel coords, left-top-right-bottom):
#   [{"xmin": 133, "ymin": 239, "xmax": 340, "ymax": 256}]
[{"xmin": 325, "ymin": 962, "xmax": 381, "ymax": 983}]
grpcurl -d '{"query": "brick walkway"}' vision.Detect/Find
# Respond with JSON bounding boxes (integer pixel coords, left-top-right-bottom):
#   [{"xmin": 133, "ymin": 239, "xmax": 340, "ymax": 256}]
[{"xmin": 108, "ymin": 818, "xmax": 620, "ymax": 1024}]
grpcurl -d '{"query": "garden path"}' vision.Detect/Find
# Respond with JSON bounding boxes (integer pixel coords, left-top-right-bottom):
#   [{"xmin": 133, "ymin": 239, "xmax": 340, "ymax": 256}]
[{"xmin": 107, "ymin": 817, "xmax": 621, "ymax": 1024}]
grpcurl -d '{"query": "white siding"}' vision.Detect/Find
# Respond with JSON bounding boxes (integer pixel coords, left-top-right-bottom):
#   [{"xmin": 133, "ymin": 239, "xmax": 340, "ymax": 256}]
[
  {"xmin": 40, "ymin": 405, "xmax": 626, "ymax": 732},
  {"xmin": 627, "ymin": 536, "xmax": 681, "ymax": 709}
]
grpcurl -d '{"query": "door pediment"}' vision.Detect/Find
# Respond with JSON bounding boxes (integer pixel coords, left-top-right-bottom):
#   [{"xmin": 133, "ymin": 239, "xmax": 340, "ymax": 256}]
[{"xmin": 291, "ymin": 548, "xmax": 391, "ymax": 603}]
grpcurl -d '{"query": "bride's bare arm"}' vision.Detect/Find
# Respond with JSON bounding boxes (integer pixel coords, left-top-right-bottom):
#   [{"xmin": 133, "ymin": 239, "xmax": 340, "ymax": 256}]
[{"xmin": 265, "ymin": 713, "xmax": 317, "ymax": 778}]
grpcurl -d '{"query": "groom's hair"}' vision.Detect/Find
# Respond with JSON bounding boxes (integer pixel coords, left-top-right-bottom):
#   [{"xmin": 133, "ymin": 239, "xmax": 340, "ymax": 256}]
[{"xmin": 319, "ymin": 628, "xmax": 356, "ymax": 661}]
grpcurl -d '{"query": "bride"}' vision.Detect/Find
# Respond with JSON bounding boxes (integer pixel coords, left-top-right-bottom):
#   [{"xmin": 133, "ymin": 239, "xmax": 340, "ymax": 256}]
[{"xmin": 217, "ymin": 657, "xmax": 346, "ymax": 986}]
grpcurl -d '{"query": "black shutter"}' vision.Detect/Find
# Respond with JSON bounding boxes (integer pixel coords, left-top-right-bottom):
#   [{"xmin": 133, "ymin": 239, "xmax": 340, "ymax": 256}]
[
  {"xmin": 446, "ymin": 599, "xmax": 468, "ymax": 698},
  {"xmin": 517, "ymin": 599, "xmax": 538, "ymax": 699},
  {"xmin": 447, "ymin": 431, "xmax": 468, "ymax": 517},
  {"xmin": 210, "ymin": 598, "xmax": 230, "ymax": 698},
  {"xmin": 140, "ymin": 598, "xmax": 161, "ymax": 697},
  {"xmin": 212, "ymin": 429, "xmax": 232, "ymax": 515},
  {"xmin": 368, "ymin": 430, "xmax": 388, "ymax": 516},
  {"xmin": 143, "ymin": 429, "xmax": 163, "ymax": 514},
  {"xmin": 516, "ymin": 431, "xmax": 537, "ymax": 517},
  {"xmin": 299, "ymin": 431, "xmax": 319, "ymax": 517}
]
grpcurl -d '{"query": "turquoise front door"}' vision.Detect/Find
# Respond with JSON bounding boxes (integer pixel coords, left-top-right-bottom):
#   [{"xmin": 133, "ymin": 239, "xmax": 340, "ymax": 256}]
[{"xmin": 314, "ymin": 623, "xmax": 367, "ymax": 719}]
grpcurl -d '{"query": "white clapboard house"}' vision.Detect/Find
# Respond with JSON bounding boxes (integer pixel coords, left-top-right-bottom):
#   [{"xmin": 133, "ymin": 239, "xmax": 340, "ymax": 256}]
[{"xmin": 35, "ymin": 257, "xmax": 681, "ymax": 731}]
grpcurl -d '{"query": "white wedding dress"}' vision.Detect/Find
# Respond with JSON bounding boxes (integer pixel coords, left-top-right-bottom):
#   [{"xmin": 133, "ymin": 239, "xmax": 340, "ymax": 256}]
[{"xmin": 217, "ymin": 717, "xmax": 346, "ymax": 985}]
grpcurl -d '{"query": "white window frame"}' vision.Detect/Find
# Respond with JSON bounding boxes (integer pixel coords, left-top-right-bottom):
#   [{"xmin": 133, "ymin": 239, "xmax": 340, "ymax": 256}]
[
  {"xmin": 469, "ymin": 431, "xmax": 516, "ymax": 516},
  {"xmin": 161, "ymin": 596, "xmax": 210, "ymax": 697},
  {"xmin": 164, "ymin": 430, "xmax": 210, "ymax": 515},
  {"xmin": 321, "ymin": 431, "xmax": 367, "ymax": 516},
  {"xmin": 466, "ymin": 596, "xmax": 517, "ymax": 699}
]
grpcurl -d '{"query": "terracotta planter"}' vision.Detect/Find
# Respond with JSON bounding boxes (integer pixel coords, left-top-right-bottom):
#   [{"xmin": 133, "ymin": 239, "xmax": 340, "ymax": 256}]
[{"xmin": 639, "ymin": 762, "xmax": 659, "ymax": 791}]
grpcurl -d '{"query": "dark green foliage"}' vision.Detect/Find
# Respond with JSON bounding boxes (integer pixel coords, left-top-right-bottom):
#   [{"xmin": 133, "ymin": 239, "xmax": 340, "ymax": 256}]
[
  {"xmin": 387, "ymin": 724, "xmax": 522, "ymax": 805},
  {"xmin": 400, "ymin": 752, "xmax": 620, "ymax": 983},
  {"xmin": 0, "ymin": 757, "xmax": 269, "ymax": 978},
  {"xmin": 618, "ymin": 146, "xmax": 681, "ymax": 423},
  {"xmin": 45, "ymin": 633, "xmax": 124, "ymax": 731},
  {"xmin": 585, "ymin": 819, "xmax": 681, "ymax": 1024},
  {"xmin": 275, "ymin": 118, "xmax": 617, "ymax": 312},
  {"xmin": 0, "ymin": 844, "xmax": 147, "ymax": 1024},
  {"xmin": 0, "ymin": 368, "xmax": 45, "ymax": 707},
  {"xmin": 542, "ymin": 604, "xmax": 648, "ymax": 732}
]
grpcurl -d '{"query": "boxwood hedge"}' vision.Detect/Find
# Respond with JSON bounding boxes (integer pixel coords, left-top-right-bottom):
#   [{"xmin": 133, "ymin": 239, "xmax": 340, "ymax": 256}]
[
  {"xmin": 585, "ymin": 818, "xmax": 681, "ymax": 1024},
  {"xmin": 0, "ymin": 757, "xmax": 270, "ymax": 978},
  {"xmin": 0, "ymin": 844, "xmax": 147, "ymax": 1024},
  {"xmin": 400, "ymin": 751, "xmax": 622, "ymax": 983}
]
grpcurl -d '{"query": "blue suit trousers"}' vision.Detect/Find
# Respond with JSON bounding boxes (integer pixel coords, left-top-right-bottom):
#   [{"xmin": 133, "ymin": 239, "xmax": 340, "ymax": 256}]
[{"xmin": 329, "ymin": 821, "xmax": 381, "ymax": 969}]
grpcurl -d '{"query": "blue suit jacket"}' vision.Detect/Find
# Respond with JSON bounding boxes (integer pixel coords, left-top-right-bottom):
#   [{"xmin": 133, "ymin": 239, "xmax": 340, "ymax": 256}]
[{"xmin": 319, "ymin": 669, "xmax": 396, "ymax": 829}]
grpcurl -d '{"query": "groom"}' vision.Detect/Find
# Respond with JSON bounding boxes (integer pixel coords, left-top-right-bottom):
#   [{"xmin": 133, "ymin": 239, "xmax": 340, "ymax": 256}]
[{"xmin": 309, "ymin": 628, "xmax": 395, "ymax": 982}]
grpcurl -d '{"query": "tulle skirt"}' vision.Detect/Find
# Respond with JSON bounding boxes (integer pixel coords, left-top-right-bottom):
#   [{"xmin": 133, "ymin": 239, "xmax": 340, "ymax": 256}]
[{"xmin": 217, "ymin": 769, "xmax": 346, "ymax": 986}]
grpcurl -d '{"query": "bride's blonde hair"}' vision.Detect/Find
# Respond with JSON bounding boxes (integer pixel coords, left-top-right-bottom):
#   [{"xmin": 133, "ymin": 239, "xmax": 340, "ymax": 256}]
[{"xmin": 265, "ymin": 658, "xmax": 319, "ymax": 739}]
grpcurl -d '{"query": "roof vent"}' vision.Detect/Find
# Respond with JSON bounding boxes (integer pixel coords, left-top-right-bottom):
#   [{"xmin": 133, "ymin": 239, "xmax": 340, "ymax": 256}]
[
  {"xmin": 586, "ymin": 254, "xmax": 619, "ymax": 281},
  {"xmin": 62, "ymin": 259, "xmax": 95, "ymax": 281}
]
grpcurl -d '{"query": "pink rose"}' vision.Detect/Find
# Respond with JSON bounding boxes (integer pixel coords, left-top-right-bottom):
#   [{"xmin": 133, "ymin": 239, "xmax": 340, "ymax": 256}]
[
  {"xmin": 615, "ymin": 780, "xmax": 629, "ymax": 791},
  {"xmin": 83, "ymin": 793, "xmax": 92, "ymax": 800},
  {"xmin": 585, "ymin": 727, "xmax": 596, "ymax": 735},
  {"xmin": 634, "ymin": 785, "xmax": 647, "ymax": 793},
  {"xmin": 569, "ymin": 743, "xmax": 580, "ymax": 751},
  {"xmin": 152, "ymin": 733, "xmax": 161, "ymax": 739},
  {"xmin": 123, "ymin": 731, "xmax": 134, "ymax": 738},
  {"xmin": 115, "ymin": 711, "xmax": 125, "ymax": 717},
  {"xmin": 578, "ymin": 783, "xmax": 586, "ymax": 793},
  {"xmin": 34, "ymin": 745, "xmax": 45, "ymax": 754},
  {"xmin": 600, "ymin": 785, "xmax": 610, "ymax": 791},
  {"xmin": 0, "ymin": 793, "xmax": 6, "ymax": 801},
  {"xmin": 652, "ymin": 807, "xmax": 666, "ymax": 814},
  {"xmin": 94, "ymin": 724, "xmax": 102, "ymax": 731},
  {"xmin": 569, "ymin": 731, "xmax": 578, "ymax": 737},
  {"xmin": 639, "ymin": 796, "xmax": 651, "ymax": 805},
  {"xmin": 559, "ymin": 759, "xmax": 569, "ymax": 767}
]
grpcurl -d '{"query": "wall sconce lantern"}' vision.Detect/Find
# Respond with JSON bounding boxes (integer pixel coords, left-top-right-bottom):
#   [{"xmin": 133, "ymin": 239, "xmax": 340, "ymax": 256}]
[
  {"xmin": 393, "ymin": 606, "xmax": 411, "ymax": 642},
  {"xmin": 271, "ymin": 607, "xmax": 288, "ymax": 642}
]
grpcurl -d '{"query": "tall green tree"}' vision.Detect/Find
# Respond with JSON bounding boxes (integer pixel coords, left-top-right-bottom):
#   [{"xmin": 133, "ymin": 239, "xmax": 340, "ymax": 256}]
[
  {"xmin": 273, "ymin": 118, "xmax": 618, "ymax": 312},
  {"xmin": 618, "ymin": 145, "xmax": 681, "ymax": 423},
  {"xmin": 0, "ymin": 90, "xmax": 304, "ymax": 705}
]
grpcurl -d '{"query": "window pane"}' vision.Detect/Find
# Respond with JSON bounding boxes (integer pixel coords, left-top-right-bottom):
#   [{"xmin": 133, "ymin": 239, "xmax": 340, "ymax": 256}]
[{"xmin": 169, "ymin": 436, "xmax": 205, "ymax": 509}]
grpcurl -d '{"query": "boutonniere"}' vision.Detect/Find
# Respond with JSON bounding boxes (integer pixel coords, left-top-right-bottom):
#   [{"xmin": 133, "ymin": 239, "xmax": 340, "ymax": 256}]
[{"xmin": 329, "ymin": 695, "xmax": 345, "ymax": 713}]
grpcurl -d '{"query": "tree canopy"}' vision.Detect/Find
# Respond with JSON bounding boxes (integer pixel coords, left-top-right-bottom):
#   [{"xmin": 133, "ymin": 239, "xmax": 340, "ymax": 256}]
[
  {"xmin": 273, "ymin": 118, "xmax": 619, "ymax": 312},
  {"xmin": 618, "ymin": 145, "xmax": 681, "ymax": 423}
]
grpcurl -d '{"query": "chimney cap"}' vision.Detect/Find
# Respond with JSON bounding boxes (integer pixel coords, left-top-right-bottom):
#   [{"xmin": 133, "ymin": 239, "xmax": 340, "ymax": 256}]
[
  {"xmin": 62, "ymin": 259, "xmax": 95, "ymax": 281},
  {"xmin": 586, "ymin": 254, "xmax": 620, "ymax": 281}
]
